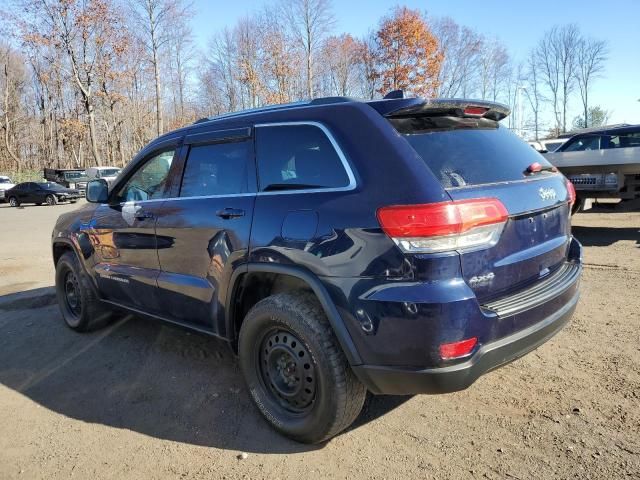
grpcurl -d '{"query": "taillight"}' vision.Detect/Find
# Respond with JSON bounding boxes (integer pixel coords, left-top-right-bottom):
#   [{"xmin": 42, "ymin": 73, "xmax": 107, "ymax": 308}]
[
  {"xmin": 377, "ymin": 198, "xmax": 508, "ymax": 253},
  {"xmin": 566, "ymin": 180, "xmax": 576, "ymax": 206},
  {"xmin": 464, "ymin": 106, "xmax": 489, "ymax": 116},
  {"xmin": 439, "ymin": 337, "xmax": 478, "ymax": 360}
]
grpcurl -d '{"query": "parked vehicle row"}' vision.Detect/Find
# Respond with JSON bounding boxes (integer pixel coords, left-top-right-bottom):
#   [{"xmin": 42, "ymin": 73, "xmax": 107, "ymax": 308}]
[
  {"xmin": 0, "ymin": 175, "xmax": 16, "ymax": 202},
  {"xmin": 544, "ymin": 124, "xmax": 640, "ymax": 211},
  {"xmin": 5, "ymin": 182, "xmax": 81, "ymax": 207}
]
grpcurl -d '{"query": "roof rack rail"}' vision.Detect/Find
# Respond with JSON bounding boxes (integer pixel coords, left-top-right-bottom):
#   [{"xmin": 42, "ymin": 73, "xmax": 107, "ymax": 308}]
[
  {"xmin": 194, "ymin": 101, "xmax": 310, "ymax": 125},
  {"xmin": 193, "ymin": 96, "xmax": 359, "ymax": 125},
  {"xmin": 309, "ymin": 96, "xmax": 356, "ymax": 105}
]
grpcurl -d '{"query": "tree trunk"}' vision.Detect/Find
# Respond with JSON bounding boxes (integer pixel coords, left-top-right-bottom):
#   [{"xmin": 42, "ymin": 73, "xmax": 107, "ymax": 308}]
[
  {"xmin": 153, "ymin": 51, "xmax": 163, "ymax": 136},
  {"xmin": 86, "ymin": 100, "xmax": 101, "ymax": 165}
]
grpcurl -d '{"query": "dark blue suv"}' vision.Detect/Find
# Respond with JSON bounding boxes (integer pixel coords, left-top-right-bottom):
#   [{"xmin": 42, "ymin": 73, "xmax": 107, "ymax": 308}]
[{"xmin": 52, "ymin": 96, "xmax": 582, "ymax": 443}]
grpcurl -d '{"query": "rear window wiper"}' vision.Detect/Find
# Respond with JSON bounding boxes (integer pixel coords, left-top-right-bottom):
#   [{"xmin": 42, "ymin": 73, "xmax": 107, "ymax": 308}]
[
  {"xmin": 525, "ymin": 162, "xmax": 558, "ymax": 175},
  {"xmin": 262, "ymin": 183, "xmax": 323, "ymax": 191}
]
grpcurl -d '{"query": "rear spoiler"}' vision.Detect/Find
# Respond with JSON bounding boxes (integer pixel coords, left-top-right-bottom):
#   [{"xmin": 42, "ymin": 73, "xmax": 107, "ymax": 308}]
[{"xmin": 368, "ymin": 98, "xmax": 511, "ymax": 122}]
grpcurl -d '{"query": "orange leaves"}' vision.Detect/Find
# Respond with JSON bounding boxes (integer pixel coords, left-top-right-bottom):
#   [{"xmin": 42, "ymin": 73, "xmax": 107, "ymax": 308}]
[{"xmin": 375, "ymin": 6, "xmax": 443, "ymax": 98}]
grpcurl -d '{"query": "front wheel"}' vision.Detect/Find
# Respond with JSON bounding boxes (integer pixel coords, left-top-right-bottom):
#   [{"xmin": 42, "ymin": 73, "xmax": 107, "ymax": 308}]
[
  {"xmin": 8, "ymin": 196, "xmax": 19, "ymax": 207},
  {"xmin": 239, "ymin": 292, "xmax": 366, "ymax": 444},
  {"xmin": 55, "ymin": 252, "xmax": 114, "ymax": 332}
]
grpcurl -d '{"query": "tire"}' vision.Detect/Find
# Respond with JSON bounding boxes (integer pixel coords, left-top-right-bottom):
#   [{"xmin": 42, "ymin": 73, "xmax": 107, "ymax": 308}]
[
  {"xmin": 571, "ymin": 197, "xmax": 584, "ymax": 215},
  {"xmin": 239, "ymin": 292, "xmax": 366, "ymax": 443},
  {"xmin": 70, "ymin": 199, "xmax": 77, "ymax": 203},
  {"xmin": 55, "ymin": 251, "xmax": 114, "ymax": 332},
  {"xmin": 46, "ymin": 194, "xmax": 58, "ymax": 206},
  {"xmin": 8, "ymin": 196, "xmax": 19, "ymax": 207}
]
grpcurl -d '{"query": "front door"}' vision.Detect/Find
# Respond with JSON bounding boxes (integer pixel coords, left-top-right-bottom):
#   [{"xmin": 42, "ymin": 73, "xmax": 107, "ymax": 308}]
[
  {"xmin": 89, "ymin": 148, "xmax": 178, "ymax": 313},
  {"xmin": 154, "ymin": 127, "xmax": 256, "ymax": 331}
]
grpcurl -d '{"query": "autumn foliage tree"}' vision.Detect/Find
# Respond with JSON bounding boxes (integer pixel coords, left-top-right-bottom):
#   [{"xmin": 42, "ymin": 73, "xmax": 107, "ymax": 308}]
[{"xmin": 375, "ymin": 7, "xmax": 443, "ymax": 97}]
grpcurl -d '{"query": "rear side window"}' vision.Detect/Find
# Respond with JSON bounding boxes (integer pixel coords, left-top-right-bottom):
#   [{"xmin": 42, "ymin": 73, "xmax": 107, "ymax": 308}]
[
  {"xmin": 256, "ymin": 124, "xmax": 350, "ymax": 191},
  {"xmin": 392, "ymin": 118, "xmax": 553, "ymax": 188},
  {"xmin": 562, "ymin": 135, "xmax": 601, "ymax": 152},
  {"xmin": 180, "ymin": 141, "xmax": 250, "ymax": 197}
]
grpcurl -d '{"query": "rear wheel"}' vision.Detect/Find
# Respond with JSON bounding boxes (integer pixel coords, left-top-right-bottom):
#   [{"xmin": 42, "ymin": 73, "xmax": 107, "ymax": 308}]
[
  {"xmin": 55, "ymin": 251, "xmax": 114, "ymax": 332},
  {"xmin": 571, "ymin": 197, "xmax": 584, "ymax": 215},
  {"xmin": 46, "ymin": 194, "xmax": 58, "ymax": 206},
  {"xmin": 239, "ymin": 292, "xmax": 366, "ymax": 443}
]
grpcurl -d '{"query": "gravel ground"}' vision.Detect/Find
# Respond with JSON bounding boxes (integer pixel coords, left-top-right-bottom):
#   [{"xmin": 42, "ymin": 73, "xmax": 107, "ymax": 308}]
[{"xmin": 0, "ymin": 201, "xmax": 638, "ymax": 479}]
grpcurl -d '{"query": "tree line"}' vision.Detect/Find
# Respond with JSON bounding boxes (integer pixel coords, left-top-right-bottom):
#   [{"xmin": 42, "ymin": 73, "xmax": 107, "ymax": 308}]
[{"xmin": 0, "ymin": 0, "xmax": 608, "ymax": 174}]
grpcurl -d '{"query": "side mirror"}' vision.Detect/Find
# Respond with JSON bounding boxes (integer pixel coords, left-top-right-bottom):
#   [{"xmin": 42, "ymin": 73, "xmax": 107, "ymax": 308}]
[{"xmin": 86, "ymin": 179, "xmax": 109, "ymax": 203}]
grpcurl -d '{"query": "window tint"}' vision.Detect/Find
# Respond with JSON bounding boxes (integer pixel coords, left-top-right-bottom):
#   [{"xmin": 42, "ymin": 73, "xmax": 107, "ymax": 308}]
[
  {"xmin": 620, "ymin": 132, "xmax": 640, "ymax": 148},
  {"xmin": 180, "ymin": 141, "xmax": 250, "ymax": 197},
  {"xmin": 562, "ymin": 136, "xmax": 601, "ymax": 152},
  {"xmin": 256, "ymin": 124, "xmax": 350, "ymax": 191},
  {"xmin": 396, "ymin": 121, "xmax": 553, "ymax": 188},
  {"xmin": 117, "ymin": 150, "xmax": 175, "ymax": 202}
]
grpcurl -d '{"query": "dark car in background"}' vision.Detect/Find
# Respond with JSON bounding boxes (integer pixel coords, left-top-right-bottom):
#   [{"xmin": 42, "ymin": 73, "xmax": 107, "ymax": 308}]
[
  {"xmin": 6, "ymin": 182, "xmax": 81, "ymax": 207},
  {"xmin": 52, "ymin": 94, "xmax": 582, "ymax": 443}
]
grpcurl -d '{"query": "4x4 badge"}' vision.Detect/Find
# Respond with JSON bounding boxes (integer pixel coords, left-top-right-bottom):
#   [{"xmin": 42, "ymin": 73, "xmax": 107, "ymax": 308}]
[{"xmin": 539, "ymin": 187, "xmax": 557, "ymax": 201}]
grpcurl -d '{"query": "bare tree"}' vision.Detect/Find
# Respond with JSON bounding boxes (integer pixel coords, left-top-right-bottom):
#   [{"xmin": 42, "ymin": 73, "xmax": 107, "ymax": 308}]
[
  {"xmin": 557, "ymin": 25, "xmax": 580, "ymax": 133},
  {"xmin": 357, "ymin": 31, "xmax": 379, "ymax": 100},
  {"xmin": 286, "ymin": 0, "xmax": 335, "ymax": 98},
  {"xmin": 0, "ymin": 44, "xmax": 24, "ymax": 171},
  {"xmin": 575, "ymin": 37, "xmax": 608, "ymax": 128},
  {"xmin": 206, "ymin": 28, "xmax": 239, "ymax": 112},
  {"xmin": 321, "ymin": 34, "xmax": 360, "ymax": 96},
  {"xmin": 525, "ymin": 50, "xmax": 544, "ymax": 140},
  {"xmin": 478, "ymin": 39, "xmax": 510, "ymax": 102},
  {"xmin": 132, "ymin": 0, "xmax": 185, "ymax": 136},
  {"xmin": 432, "ymin": 17, "xmax": 482, "ymax": 98},
  {"xmin": 259, "ymin": 6, "xmax": 297, "ymax": 104},
  {"xmin": 536, "ymin": 27, "xmax": 562, "ymax": 135}
]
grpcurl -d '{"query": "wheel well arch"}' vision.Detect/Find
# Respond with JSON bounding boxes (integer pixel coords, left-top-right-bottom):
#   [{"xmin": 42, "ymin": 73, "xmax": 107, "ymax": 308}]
[
  {"xmin": 226, "ymin": 264, "xmax": 362, "ymax": 365},
  {"xmin": 52, "ymin": 241, "xmax": 75, "ymax": 266}
]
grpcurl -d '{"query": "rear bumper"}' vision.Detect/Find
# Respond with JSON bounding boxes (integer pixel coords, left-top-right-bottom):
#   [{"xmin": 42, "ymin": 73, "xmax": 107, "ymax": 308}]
[{"xmin": 353, "ymin": 288, "xmax": 579, "ymax": 395}]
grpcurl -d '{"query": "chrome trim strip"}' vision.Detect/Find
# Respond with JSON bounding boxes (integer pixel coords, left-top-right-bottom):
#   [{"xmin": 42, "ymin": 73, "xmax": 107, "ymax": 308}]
[{"xmin": 104, "ymin": 121, "xmax": 358, "ymax": 206}]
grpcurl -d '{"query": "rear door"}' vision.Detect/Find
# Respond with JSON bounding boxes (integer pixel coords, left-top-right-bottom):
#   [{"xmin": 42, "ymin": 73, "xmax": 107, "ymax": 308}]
[
  {"xmin": 154, "ymin": 127, "xmax": 256, "ymax": 331},
  {"xmin": 392, "ymin": 113, "xmax": 573, "ymax": 302},
  {"xmin": 21, "ymin": 183, "xmax": 37, "ymax": 203}
]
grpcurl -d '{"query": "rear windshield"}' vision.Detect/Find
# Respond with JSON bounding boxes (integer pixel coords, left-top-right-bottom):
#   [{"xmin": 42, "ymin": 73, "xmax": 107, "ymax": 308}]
[{"xmin": 391, "ymin": 117, "xmax": 553, "ymax": 188}]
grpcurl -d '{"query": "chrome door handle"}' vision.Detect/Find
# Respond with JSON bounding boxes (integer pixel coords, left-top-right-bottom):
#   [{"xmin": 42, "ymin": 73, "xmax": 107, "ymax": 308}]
[{"xmin": 216, "ymin": 208, "xmax": 245, "ymax": 219}]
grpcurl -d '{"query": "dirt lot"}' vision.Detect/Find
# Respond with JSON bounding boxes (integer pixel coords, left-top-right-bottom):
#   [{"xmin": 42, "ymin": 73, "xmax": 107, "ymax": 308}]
[{"xmin": 0, "ymin": 201, "xmax": 638, "ymax": 479}]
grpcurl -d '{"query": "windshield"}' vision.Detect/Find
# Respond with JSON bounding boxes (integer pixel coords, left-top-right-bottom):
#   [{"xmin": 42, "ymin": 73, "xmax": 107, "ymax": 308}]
[
  {"xmin": 391, "ymin": 117, "xmax": 554, "ymax": 188},
  {"xmin": 544, "ymin": 141, "xmax": 564, "ymax": 152},
  {"xmin": 38, "ymin": 182, "xmax": 67, "ymax": 191},
  {"xmin": 0, "ymin": 178, "xmax": 12, "ymax": 184},
  {"xmin": 64, "ymin": 171, "xmax": 86, "ymax": 180},
  {"xmin": 99, "ymin": 168, "xmax": 120, "ymax": 177}
]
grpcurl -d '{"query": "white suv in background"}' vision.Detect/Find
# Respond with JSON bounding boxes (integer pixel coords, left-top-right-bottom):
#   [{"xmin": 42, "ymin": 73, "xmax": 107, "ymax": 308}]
[
  {"xmin": 0, "ymin": 176, "xmax": 16, "ymax": 202},
  {"xmin": 86, "ymin": 167, "xmax": 122, "ymax": 186}
]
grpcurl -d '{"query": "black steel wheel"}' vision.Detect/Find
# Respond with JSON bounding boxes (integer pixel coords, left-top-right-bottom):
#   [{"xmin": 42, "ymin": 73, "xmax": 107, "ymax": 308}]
[
  {"xmin": 239, "ymin": 292, "xmax": 366, "ymax": 444},
  {"xmin": 259, "ymin": 328, "xmax": 317, "ymax": 413},
  {"xmin": 55, "ymin": 251, "xmax": 114, "ymax": 332},
  {"xmin": 63, "ymin": 269, "xmax": 82, "ymax": 318}
]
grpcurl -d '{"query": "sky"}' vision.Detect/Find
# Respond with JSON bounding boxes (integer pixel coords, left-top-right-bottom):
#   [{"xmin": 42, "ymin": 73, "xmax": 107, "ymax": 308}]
[{"xmin": 190, "ymin": 0, "xmax": 640, "ymax": 125}]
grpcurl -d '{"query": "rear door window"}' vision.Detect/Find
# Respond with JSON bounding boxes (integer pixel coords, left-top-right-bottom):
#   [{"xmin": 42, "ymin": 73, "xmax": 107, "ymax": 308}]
[
  {"xmin": 255, "ymin": 124, "xmax": 350, "ymax": 191},
  {"xmin": 562, "ymin": 135, "xmax": 601, "ymax": 152},
  {"xmin": 180, "ymin": 141, "xmax": 250, "ymax": 197},
  {"xmin": 391, "ymin": 117, "xmax": 553, "ymax": 188}
]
